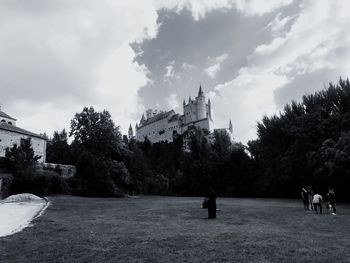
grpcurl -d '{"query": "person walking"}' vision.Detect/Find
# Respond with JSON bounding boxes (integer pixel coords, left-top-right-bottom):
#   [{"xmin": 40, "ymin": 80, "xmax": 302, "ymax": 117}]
[
  {"xmin": 327, "ymin": 188, "xmax": 337, "ymax": 215},
  {"xmin": 313, "ymin": 192, "xmax": 323, "ymax": 214},
  {"xmin": 301, "ymin": 187, "xmax": 309, "ymax": 210},
  {"xmin": 307, "ymin": 186, "xmax": 314, "ymax": 210}
]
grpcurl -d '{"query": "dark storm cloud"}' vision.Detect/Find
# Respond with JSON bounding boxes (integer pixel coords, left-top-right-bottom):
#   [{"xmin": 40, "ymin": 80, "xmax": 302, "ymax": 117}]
[{"xmin": 132, "ymin": 2, "xmax": 301, "ymax": 111}]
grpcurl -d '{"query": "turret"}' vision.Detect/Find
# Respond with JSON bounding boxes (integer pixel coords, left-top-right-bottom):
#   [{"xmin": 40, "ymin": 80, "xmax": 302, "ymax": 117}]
[
  {"xmin": 196, "ymin": 84, "xmax": 206, "ymax": 120},
  {"xmin": 208, "ymin": 98, "xmax": 212, "ymax": 121},
  {"xmin": 128, "ymin": 124, "xmax": 134, "ymax": 139},
  {"xmin": 140, "ymin": 114, "xmax": 145, "ymax": 124},
  {"xmin": 229, "ymin": 120, "xmax": 233, "ymax": 133},
  {"xmin": 198, "ymin": 84, "xmax": 204, "ymax": 97},
  {"xmin": 146, "ymin": 109, "xmax": 153, "ymax": 119}
]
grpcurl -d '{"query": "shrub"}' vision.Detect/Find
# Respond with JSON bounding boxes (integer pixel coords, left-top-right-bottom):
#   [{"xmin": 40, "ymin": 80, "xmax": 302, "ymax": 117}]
[
  {"xmin": 10, "ymin": 168, "xmax": 68, "ymax": 197},
  {"xmin": 75, "ymin": 151, "xmax": 124, "ymax": 197}
]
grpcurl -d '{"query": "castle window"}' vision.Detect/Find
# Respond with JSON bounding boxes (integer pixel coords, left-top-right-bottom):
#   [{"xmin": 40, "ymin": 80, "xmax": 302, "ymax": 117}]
[
  {"xmin": 8, "ymin": 122, "xmax": 12, "ymax": 125},
  {"xmin": 1, "ymin": 120, "xmax": 5, "ymax": 123}
]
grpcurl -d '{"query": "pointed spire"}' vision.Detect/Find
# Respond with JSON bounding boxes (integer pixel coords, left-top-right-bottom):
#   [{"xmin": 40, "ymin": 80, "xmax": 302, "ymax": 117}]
[
  {"xmin": 208, "ymin": 98, "xmax": 211, "ymax": 105},
  {"xmin": 229, "ymin": 120, "xmax": 233, "ymax": 133},
  {"xmin": 188, "ymin": 96, "xmax": 192, "ymax": 103},
  {"xmin": 141, "ymin": 114, "xmax": 145, "ymax": 123},
  {"xmin": 183, "ymin": 99, "xmax": 186, "ymax": 106},
  {"xmin": 198, "ymin": 84, "xmax": 203, "ymax": 96},
  {"xmin": 128, "ymin": 123, "xmax": 134, "ymax": 139}
]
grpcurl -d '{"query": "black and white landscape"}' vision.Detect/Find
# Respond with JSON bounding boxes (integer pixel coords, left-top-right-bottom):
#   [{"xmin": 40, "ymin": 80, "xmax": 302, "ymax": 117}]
[{"xmin": 1, "ymin": 1, "xmax": 350, "ymax": 262}]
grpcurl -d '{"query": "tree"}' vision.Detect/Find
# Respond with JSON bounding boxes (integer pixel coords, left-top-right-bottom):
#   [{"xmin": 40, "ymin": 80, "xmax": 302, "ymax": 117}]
[
  {"xmin": 5, "ymin": 138, "xmax": 41, "ymax": 172},
  {"xmin": 308, "ymin": 132, "xmax": 350, "ymax": 200},
  {"xmin": 70, "ymin": 106, "xmax": 122, "ymax": 159},
  {"xmin": 249, "ymin": 78, "xmax": 350, "ymax": 198},
  {"xmin": 47, "ymin": 129, "xmax": 72, "ymax": 164},
  {"xmin": 75, "ymin": 151, "xmax": 119, "ymax": 197}
]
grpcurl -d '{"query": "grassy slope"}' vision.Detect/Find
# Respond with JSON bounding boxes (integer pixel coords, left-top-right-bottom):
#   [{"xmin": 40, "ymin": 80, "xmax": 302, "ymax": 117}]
[{"xmin": 1, "ymin": 196, "xmax": 350, "ymax": 263}]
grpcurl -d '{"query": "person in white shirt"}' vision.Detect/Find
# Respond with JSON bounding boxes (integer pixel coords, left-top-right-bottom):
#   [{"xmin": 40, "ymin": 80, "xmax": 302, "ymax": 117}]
[{"xmin": 313, "ymin": 193, "xmax": 323, "ymax": 214}]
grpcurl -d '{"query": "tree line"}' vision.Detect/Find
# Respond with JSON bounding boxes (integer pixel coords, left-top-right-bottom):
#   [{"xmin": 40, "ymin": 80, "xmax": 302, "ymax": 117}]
[{"xmin": 3, "ymin": 78, "xmax": 350, "ymax": 200}]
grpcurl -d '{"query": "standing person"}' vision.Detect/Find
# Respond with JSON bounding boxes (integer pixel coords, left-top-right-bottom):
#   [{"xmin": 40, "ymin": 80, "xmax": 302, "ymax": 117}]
[
  {"xmin": 313, "ymin": 192, "xmax": 323, "ymax": 214},
  {"xmin": 207, "ymin": 188, "xmax": 217, "ymax": 219},
  {"xmin": 301, "ymin": 187, "xmax": 309, "ymax": 210},
  {"xmin": 327, "ymin": 188, "xmax": 337, "ymax": 215},
  {"xmin": 307, "ymin": 186, "xmax": 314, "ymax": 210}
]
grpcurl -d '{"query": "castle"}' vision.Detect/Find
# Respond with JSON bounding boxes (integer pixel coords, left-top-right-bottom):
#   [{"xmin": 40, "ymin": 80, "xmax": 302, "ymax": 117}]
[{"xmin": 129, "ymin": 85, "xmax": 233, "ymax": 143}]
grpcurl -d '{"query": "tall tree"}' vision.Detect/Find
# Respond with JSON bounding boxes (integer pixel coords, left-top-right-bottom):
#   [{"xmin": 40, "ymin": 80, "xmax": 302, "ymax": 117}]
[
  {"xmin": 249, "ymin": 78, "xmax": 350, "ymax": 198},
  {"xmin": 47, "ymin": 129, "xmax": 72, "ymax": 164},
  {"xmin": 70, "ymin": 106, "xmax": 122, "ymax": 159},
  {"xmin": 5, "ymin": 138, "xmax": 41, "ymax": 172}
]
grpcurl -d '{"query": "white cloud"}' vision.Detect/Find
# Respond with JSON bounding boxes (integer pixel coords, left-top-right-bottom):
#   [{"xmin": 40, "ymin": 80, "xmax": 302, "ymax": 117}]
[
  {"xmin": 182, "ymin": 62, "xmax": 196, "ymax": 70},
  {"xmin": 0, "ymin": 0, "xmax": 159, "ymax": 135},
  {"xmin": 266, "ymin": 13, "xmax": 295, "ymax": 34},
  {"xmin": 206, "ymin": 64, "xmax": 221, "ymax": 79},
  {"xmin": 156, "ymin": 0, "xmax": 293, "ymax": 20},
  {"xmin": 205, "ymin": 53, "xmax": 229, "ymax": 79},
  {"xmin": 211, "ymin": 0, "xmax": 350, "ymax": 143},
  {"xmin": 165, "ymin": 93, "xmax": 180, "ymax": 110},
  {"xmin": 3, "ymin": 0, "xmax": 349, "ymax": 146},
  {"xmin": 234, "ymin": 0, "xmax": 294, "ymax": 16},
  {"xmin": 165, "ymin": 60, "xmax": 176, "ymax": 78}
]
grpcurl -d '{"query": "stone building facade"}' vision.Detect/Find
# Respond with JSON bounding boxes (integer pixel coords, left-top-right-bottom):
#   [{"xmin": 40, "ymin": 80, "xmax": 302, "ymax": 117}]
[
  {"xmin": 0, "ymin": 108, "xmax": 47, "ymax": 162},
  {"xmin": 131, "ymin": 86, "xmax": 232, "ymax": 143}
]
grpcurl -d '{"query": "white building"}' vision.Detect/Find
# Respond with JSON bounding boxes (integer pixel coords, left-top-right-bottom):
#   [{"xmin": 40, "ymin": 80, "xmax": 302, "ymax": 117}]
[
  {"xmin": 131, "ymin": 85, "xmax": 233, "ymax": 143},
  {"xmin": 0, "ymin": 108, "xmax": 47, "ymax": 162}
]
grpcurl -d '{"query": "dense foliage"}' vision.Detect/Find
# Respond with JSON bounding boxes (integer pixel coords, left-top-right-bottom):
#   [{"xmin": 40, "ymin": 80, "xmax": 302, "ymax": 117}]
[
  {"xmin": 46, "ymin": 129, "xmax": 71, "ymax": 164},
  {"xmin": 5, "ymin": 138, "xmax": 41, "ymax": 171},
  {"xmin": 4, "ymin": 138, "xmax": 67, "ymax": 196},
  {"xmin": 12, "ymin": 79, "xmax": 350, "ymax": 200},
  {"xmin": 121, "ymin": 128, "xmax": 256, "ymax": 197},
  {"xmin": 248, "ymin": 78, "xmax": 350, "ymax": 200}
]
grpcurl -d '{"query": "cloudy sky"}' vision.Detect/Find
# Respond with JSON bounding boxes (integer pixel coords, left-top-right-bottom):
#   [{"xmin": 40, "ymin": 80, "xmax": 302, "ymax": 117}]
[{"xmin": 1, "ymin": 0, "xmax": 349, "ymax": 143}]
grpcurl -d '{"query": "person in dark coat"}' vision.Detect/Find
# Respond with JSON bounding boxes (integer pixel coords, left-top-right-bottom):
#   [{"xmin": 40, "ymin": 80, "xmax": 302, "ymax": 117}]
[
  {"xmin": 307, "ymin": 186, "xmax": 314, "ymax": 210},
  {"xmin": 207, "ymin": 188, "xmax": 217, "ymax": 219},
  {"xmin": 301, "ymin": 187, "xmax": 309, "ymax": 210},
  {"xmin": 327, "ymin": 188, "xmax": 337, "ymax": 215}
]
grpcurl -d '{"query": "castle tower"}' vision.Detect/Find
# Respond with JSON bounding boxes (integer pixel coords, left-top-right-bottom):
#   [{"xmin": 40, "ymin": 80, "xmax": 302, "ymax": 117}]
[
  {"xmin": 128, "ymin": 124, "xmax": 134, "ymax": 139},
  {"xmin": 208, "ymin": 99, "xmax": 213, "ymax": 121},
  {"xmin": 140, "ymin": 114, "xmax": 145, "ymax": 124},
  {"xmin": 196, "ymin": 84, "xmax": 206, "ymax": 120}
]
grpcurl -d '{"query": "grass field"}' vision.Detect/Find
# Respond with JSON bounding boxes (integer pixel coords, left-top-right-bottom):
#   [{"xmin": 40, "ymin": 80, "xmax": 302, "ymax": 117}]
[{"xmin": 1, "ymin": 196, "xmax": 350, "ymax": 263}]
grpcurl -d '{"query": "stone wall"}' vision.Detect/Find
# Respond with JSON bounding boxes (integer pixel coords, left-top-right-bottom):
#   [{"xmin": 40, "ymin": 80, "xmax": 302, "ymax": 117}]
[
  {"xmin": 37, "ymin": 163, "xmax": 76, "ymax": 178},
  {"xmin": 136, "ymin": 113, "xmax": 182, "ymax": 143},
  {"xmin": 0, "ymin": 173, "xmax": 13, "ymax": 200},
  {"xmin": 0, "ymin": 130, "xmax": 47, "ymax": 162}
]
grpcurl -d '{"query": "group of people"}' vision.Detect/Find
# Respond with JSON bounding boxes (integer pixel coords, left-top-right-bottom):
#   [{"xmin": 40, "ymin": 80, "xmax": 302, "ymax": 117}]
[{"xmin": 301, "ymin": 186, "xmax": 337, "ymax": 215}]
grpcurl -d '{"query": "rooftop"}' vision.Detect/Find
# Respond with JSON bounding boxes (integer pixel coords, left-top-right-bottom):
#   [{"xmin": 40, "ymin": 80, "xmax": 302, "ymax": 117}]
[
  {"xmin": 139, "ymin": 110, "xmax": 174, "ymax": 127},
  {"xmin": 0, "ymin": 110, "xmax": 16, "ymax": 121},
  {"xmin": 0, "ymin": 122, "xmax": 46, "ymax": 140}
]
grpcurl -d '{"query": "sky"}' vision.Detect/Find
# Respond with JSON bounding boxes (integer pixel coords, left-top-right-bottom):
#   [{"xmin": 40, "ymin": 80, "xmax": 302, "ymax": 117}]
[{"xmin": 1, "ymin": 0, "xmax": 350, "ymax": 144}]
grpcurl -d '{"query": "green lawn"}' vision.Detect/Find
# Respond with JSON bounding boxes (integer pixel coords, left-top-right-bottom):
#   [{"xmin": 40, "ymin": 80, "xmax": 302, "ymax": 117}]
[{"xmin": 1, "ymin": 196, "xmax": 350, "ymax": 263}]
